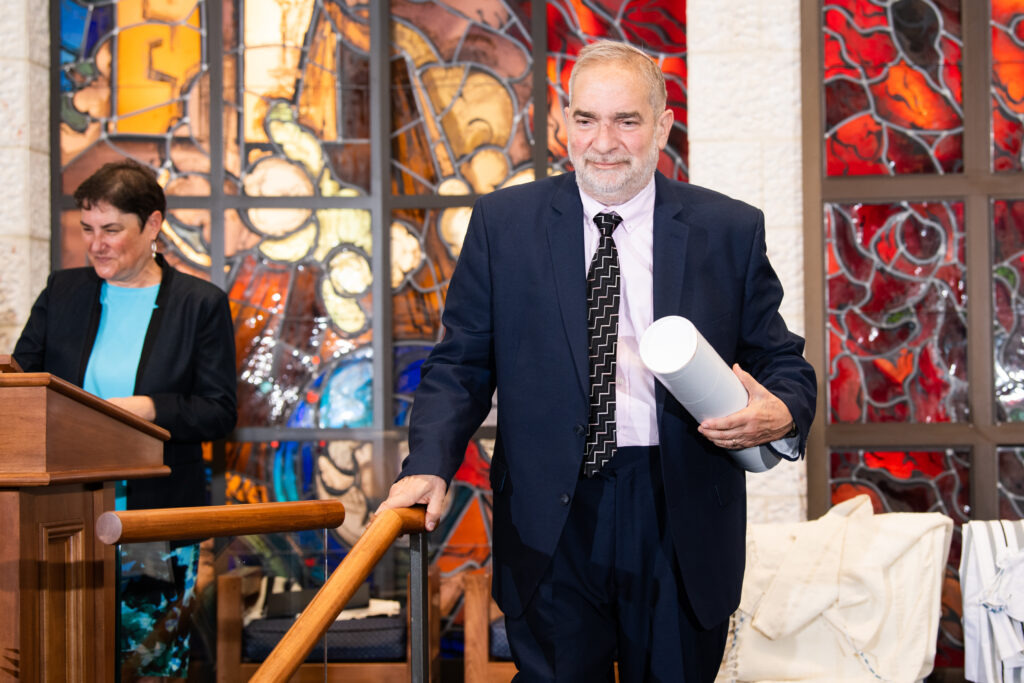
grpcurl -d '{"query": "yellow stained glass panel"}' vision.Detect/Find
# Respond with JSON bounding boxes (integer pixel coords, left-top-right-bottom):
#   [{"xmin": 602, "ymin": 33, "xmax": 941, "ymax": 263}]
[
  {"xmin": 115, "ymin": 1, "xmax": 202, "ymax": 134},
  {"xmin": 321, "ymin": 279, "xmax": 367, "ymax": 334}
]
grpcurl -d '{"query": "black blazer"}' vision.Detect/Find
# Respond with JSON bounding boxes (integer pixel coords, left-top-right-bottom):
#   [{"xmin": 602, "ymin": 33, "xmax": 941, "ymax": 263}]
[
  {"xmin": 13, "ymin": 255, "xmax": 237, "ymax": 509},
  {"xmin": 400, "ymin": 172, "xmax": 817, "ymax": 626}
]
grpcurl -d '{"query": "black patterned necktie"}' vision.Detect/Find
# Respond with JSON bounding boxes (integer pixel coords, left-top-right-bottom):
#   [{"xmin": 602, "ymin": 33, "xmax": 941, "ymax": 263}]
[{"xmin": 582, "ymin": 211, "xmax": 622, "ymax": 478}]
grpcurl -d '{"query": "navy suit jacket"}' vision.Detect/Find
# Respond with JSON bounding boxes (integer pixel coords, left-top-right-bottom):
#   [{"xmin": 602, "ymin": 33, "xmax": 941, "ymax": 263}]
[{"xmin": 401, "ymin": 171, "xmax": 816, "ymax": 627}]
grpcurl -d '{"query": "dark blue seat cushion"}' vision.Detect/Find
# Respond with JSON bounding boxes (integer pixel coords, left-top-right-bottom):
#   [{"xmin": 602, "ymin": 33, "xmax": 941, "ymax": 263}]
[
  {"xmin": 489, "ymin": 616, "xmax": 513, "ymax": 660},
  {"xmin": 242, "ymin": 612, "xmax": 406, "ymax": 662}
]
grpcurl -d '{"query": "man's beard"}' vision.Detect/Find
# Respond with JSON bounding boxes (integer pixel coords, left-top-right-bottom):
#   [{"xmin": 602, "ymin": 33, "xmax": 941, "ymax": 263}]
[{"xmin": 571, "ymin": 142, "xmax": 660, "ymax": 205}]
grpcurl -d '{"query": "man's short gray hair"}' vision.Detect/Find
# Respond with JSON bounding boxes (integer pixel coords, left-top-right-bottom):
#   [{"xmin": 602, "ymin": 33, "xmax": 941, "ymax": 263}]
[{"xmin": 568, "ymin": 41, "xmax": 668, "ymax": 115}]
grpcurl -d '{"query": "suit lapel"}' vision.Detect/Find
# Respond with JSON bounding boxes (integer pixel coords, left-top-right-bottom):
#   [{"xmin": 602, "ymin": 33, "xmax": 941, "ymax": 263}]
[
  {"xmin": 546, "ymin": 176, "xmax": 589, "ymax": 399},
  {"xmin": 652, "ymin": 174, "xmax": 698, "ymax": 422},
  {"xmin": 653, "ymin": 202, "xmax": 690, "ymax": 322}
]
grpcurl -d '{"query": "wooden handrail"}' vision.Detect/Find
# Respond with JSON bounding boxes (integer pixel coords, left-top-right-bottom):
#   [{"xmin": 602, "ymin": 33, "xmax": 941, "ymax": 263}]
[
  {"xmin": 95, "ymin": 500, "xmax": 346, "ymax": 544},
  {"xmin": 249, "ymin": 507, "xmax": 428, "ymax": 683}
]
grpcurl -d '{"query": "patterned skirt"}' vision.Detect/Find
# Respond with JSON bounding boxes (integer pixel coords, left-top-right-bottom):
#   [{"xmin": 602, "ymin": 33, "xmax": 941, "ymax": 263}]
[{"xmin": 118, "ymin": 541, "xmax": 200, "ymax": 679}]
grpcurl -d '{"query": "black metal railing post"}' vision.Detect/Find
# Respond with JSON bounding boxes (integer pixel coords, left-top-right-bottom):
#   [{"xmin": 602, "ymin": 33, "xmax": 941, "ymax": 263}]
[{"xmin": 409, "ymin": 530, "xmax": 430, "ymax": 682}]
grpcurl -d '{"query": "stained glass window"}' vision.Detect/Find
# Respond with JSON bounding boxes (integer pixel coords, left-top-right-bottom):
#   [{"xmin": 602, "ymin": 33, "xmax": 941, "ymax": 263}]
[
  {"xmin": 823, "ymin": 0, "xmax": 963, "ymax": 176},
  {"xmin": 814, "ymin": 4, "xmax": 1024, "ymax": 679},
  {"xmin": 992, "ymin": 2, "xmax": 1024, "ymax": 172},
  {"xmin": 994, "ymin": 200, "xmax": 1024, "ymax": 421},
  {"xmin": 230, "ymin": 208, "xmax": 376, "ymax": 428},
  {"xmin": 389, "ymin": 2, "xmax": 535, "ymax": 195},
  {"xmin": 60, "ymin": 0, "xmax": 218, "ymax": 274},
  {"xmin": 232, "ymin": 1, "xmax": 372, "ymax": 196},
  {"xmin": 831, "ymin": 448, "xmax": 970, "ymax": 667},
  {"xmin": 826, "ymin": 200, "xmax": 968, "ymax": 423}
]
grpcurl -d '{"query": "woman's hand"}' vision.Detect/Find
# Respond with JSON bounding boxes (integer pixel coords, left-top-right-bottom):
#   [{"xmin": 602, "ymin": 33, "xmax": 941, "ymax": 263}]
[{"xmin": 106, "ymin": 395, "xmax": 157, "ymax": 421}]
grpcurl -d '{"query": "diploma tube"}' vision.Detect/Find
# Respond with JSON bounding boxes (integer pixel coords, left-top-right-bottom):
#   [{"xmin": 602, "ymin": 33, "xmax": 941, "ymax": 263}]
[{"xmin": 639, "ymin": 316, "xmax": 780, "ymax": 472}]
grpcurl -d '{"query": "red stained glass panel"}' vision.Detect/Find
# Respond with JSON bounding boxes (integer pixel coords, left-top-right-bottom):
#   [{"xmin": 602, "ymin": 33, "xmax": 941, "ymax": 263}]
[
  {"xmin": 823, "ymin": 0, "xmax": 963, "ymax": 176},
  {"xmin": 826, "ymin": 201, "xmax": 968, "ymax": 423},
  {"xmin": 831, "ymin": 448, "xmax": 970, "ymax": 667},
  {"xmin": 992, "ymin": 2, "xmax": 1024, "ymax": 172}
]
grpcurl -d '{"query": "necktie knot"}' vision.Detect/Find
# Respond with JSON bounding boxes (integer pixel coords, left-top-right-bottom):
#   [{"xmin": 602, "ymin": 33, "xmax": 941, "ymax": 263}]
[{"xmin": 594, "ymin": 212, "xmax": 622, "ymax": 238}]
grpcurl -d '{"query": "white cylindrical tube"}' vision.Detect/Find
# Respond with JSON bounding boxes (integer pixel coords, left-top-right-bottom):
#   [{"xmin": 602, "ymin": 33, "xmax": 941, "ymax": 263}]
[{"xmin": 639, "ymin": 316, "xmax": 780, "ymax": 472}]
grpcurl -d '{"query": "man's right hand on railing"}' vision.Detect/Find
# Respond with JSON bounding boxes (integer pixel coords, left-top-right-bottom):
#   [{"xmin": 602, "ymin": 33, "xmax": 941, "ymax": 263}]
[{"xmin": 375, "ymin": 474, "xmax": 447, "ymax": 531}]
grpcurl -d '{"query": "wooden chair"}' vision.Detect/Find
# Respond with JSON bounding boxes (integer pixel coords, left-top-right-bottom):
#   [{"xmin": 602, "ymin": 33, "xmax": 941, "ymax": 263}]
[
  {"xmin": 463, "ymin": 567, "xmax": 516, "ymax": 683},
  {"xmin": 463, "ymin": 567, "xmax": 620, "ymax": 682},
  {"xmin": 217, "ymin": 566, "xmax": 440, "ymax": 683}
]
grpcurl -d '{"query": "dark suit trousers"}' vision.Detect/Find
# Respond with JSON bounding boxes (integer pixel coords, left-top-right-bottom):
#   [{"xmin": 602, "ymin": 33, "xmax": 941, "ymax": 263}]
[{"xmin": 506, "ymin": 446, "xmax": 729, "ymax": 683}]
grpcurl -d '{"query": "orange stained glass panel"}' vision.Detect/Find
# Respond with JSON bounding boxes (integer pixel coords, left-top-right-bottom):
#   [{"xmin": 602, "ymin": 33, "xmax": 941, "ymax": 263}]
[
  {"xmin": 297, "ymin": 7, "xmax": 340, "ymax": 143},
  {"xmin": 115, "ymin": 1, "xmax": 202, "ymax": 134},
  {"xmin": 870, "ymin": 61, "xmax": 961, "ymax": 131},
  {"xmin": 992, "ymin": 0, "xmax": 1024, "ymax": 171},
  {"xmin": 435, "ymin": 491, "xmax": 491, "ymax": 575}
]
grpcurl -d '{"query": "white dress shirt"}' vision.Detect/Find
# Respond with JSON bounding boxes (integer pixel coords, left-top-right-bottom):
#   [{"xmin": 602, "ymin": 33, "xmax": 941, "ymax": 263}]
[{"xmin": 580, "ymin": 180, "xmax": 659, "ymax": 447}]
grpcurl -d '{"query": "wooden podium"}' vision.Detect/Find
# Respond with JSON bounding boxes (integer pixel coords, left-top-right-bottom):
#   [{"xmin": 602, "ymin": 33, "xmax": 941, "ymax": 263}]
[{"xmin": 0, "ymin": 357, "xmax": 170, "ymax": 682}]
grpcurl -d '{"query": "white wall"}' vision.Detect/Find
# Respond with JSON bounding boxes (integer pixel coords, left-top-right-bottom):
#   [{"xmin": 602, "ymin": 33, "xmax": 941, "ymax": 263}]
[
  {"xmin": 0, "ymin": 0, "xmax": 50, "ymax": 354},
  {"xmin": 688, "ymin": 0, "xmax": 808, "ymax": 523}
]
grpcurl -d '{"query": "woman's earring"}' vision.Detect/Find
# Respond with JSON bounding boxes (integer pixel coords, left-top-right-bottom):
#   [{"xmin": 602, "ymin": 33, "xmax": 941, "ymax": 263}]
[{"xmin": 151, "ymin": 240, "xmax": 158, "ymax": 257}]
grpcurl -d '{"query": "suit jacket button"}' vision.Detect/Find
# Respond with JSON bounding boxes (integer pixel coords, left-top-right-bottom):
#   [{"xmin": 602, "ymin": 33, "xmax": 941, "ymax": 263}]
[
  {"xmin": 559, "ymin": 493, "xmax": 570, "ymax": 505},
  {"xmin": 573, "ymin": 424, "xmax": 585, "ymax": 436}
]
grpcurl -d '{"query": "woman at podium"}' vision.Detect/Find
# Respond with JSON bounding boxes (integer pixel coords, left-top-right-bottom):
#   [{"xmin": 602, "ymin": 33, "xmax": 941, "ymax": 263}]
[{"xmin": 12, "ymin": 159, "xmax": 237, "ymax": 680}]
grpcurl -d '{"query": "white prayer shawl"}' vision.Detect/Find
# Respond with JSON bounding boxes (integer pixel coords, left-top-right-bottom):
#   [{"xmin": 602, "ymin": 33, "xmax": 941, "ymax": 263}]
[
  {"xmin": 961, "ymin": 519, "xmax": 1024, "ymax": 682},
  {"xmin": 718, "ymin": 495, "xmax": 953, "ymax": 683}
]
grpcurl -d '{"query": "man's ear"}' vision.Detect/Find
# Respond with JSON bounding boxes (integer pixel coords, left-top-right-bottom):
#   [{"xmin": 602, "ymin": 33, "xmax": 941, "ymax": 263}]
[{"xmin": 656, "ymin": 108, "xmax": 674, "ymax": 149}]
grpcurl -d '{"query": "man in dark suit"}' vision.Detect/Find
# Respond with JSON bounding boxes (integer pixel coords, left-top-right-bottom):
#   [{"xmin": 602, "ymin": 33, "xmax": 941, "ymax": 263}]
[{"xmin": 378, "ymin": 40, "xmax": 816, "ymax": 682}]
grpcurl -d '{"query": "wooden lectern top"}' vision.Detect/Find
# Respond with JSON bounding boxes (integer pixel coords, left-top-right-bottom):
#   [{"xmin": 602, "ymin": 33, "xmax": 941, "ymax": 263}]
[{"xmin": 0, "ymin": 361, "xmax": 170, "ymax": 487}]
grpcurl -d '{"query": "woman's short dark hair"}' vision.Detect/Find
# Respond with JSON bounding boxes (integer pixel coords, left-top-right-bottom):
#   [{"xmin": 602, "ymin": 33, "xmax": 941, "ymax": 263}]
[{"xmin": 73, "ymin": 160, "xmax": 166, "ymax": 229}]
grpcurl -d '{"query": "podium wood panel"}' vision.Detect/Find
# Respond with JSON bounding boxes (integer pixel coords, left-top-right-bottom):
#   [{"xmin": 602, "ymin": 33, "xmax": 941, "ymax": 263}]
[
  {"xmin": 0, "ymin": 375, "xmax": 168, "ymax": 682},
  {"xmin": 0, "ymin": 374, "xmax": 168, "ymax": 485},
  {"xmin": 0, "ymin": 484, "xmax": 116, "ymax": 682}
]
